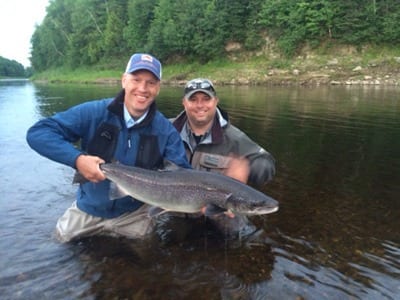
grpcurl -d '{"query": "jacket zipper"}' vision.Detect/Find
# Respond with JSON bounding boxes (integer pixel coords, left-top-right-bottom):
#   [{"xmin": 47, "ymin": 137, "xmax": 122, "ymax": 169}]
[{"xmin": 127, "ymin": 132, "xmax": 132, "ymax": 149}]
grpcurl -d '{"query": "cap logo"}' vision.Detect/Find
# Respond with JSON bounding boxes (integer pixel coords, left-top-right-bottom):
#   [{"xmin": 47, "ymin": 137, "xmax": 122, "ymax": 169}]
[{"xmin": 141, "ymin": 54, "xmax": 153, "ymax": 62}]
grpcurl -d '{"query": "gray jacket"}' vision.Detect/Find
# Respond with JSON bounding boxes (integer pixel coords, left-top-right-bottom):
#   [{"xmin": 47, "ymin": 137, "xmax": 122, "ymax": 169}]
[{"xmin": 172, "ymin": 107, "xmax": 276, "ymax": 187}]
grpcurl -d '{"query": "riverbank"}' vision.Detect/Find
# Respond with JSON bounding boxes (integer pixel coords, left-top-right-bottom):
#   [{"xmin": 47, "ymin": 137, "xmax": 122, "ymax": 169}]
[{"xmin": 32, "ymin": 45, "xmax": 400, "ymax": 86}]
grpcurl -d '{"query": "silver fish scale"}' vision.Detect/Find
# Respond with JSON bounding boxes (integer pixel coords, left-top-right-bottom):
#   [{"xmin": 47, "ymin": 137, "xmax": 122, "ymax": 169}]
[{"xmin": 100, "ymin": 163, "xmax": 279, "ymax": 215}]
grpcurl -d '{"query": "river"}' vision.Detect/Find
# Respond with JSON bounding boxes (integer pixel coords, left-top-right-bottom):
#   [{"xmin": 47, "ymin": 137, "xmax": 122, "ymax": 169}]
[{"xmin": 0, "ymin": 79, "xmax": 399, "ymax": 299}]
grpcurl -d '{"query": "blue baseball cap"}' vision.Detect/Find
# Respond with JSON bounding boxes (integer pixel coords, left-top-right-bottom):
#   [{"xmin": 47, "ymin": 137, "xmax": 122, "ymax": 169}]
[{"xmin": 125, "ymin": 53, "xmax": 162, "ymax": 80}]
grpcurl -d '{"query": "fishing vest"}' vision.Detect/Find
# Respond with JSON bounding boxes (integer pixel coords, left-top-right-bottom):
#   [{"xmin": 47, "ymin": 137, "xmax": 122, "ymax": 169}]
[{"xmin": 86, "ymin": 121, "xmax": 163, "ymax": 170}]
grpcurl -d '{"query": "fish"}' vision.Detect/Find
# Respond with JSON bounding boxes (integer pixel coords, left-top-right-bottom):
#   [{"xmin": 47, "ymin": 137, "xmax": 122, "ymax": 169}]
[{"xmin": 98, "ymin": 161, "xmax": 279, "ymax": 217}]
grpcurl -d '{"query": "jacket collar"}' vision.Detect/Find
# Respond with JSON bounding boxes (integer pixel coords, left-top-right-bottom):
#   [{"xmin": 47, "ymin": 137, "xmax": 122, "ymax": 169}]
[{"xmin": 108, "ymin": 89, "xmax": 157, "ymax": 128}]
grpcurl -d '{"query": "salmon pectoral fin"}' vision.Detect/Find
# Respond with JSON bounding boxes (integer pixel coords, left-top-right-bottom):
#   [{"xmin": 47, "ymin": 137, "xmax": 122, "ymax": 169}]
[
  {"xmin": 148, "ymin": 206, "xmax": 168, "ymax": 217},
  {"xmin": 203, "ymin": 204, "xmax": 227, "ymax": 216}
]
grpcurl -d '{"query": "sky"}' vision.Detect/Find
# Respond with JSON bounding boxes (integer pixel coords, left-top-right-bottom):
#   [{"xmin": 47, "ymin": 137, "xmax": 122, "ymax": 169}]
[{"xmin": 0, "ymin": 0, "xmax": 50, "ymax": 67}]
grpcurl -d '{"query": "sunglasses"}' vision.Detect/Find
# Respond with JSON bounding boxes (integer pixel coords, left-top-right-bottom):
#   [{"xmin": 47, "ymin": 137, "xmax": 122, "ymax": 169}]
[{"xmin": 184, "ymin": 79, "xmax": 216, "ymax": 95}]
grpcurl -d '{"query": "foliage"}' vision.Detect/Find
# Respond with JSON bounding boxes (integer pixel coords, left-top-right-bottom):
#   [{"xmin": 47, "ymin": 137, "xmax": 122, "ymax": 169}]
[
  {"xmin": 29, "ymin": 0, "xmax": 400, "ymax": 71},
  {"xmin": 0, "ymin": 57, "xmax": 27, "ymax": 77},
  {"xmin": 123, "ymin": 0, "xmax": 157, "ymax": 53}
]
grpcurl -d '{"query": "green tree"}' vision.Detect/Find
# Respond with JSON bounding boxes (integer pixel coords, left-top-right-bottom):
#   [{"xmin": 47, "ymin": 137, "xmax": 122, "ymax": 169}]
[
  {"xmin": 123, "ymin": 0, "xmax": 157, "ymax": 53},
  {"xmin": 259, "ymin": 0, "xmax": 350, "ymax": 55},
  {"xmin": 244, "ymin": 0, "xmax": 265, "ymax": 50},
  {"xmin": 30, "ymin": 24, "xmax": 51, "ymax": 71},
  {"xmin": 259, "ymin": 0, "xmax": 306, "ymax": 56},
  {"xmin": 30, "ymin": 0, "xmax": 400, "ymax": 69},
  {"xmin": 146, "ymin": 0, "xmax": 189, "ymax": 60},
  {"xmin": 332, "ymin": 1, "xmax": 376, "ymax": 44},
  {"xmin": 0, "ymin": 57, "xmax": 26, "ymax": 77},
  {"xmin": 103, "ymin": 0, "xmax": 128, "ymax": 59},
  {"xmin": 30, "ymin": 0, "xmax": 74, "ymax": 70},
  {"xmin": 187, "ymin": 0, "xmax": 226, "ymax": 61},
  {"xmin": 375, "ymin": 0, "xmax": 400, "ymax": 43},
  {"xmin": 68, "ymin": 0, "xmax": 108, "ymax": 66}
]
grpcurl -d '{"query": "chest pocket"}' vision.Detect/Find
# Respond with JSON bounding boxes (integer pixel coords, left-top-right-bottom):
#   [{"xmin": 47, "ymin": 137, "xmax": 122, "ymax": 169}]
[
  {"xmin": 87, "ymin": 122, "xmax": 120, "ymax": 162},
  {"xmin": 135, "ymin": 134, "xmax": 163, "ymax": 169},
  {"xmin": 197, "ymin": 152, "xmax": 231, "ymax": 170}
]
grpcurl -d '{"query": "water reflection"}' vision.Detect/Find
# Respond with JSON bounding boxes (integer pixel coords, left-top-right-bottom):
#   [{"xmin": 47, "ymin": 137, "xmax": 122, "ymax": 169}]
[
  {"xmin": 1, "ymin": 80, "xmax": 399, "ymax": 299},
  {"xmin": 32, "ymin": 83, "xmax": 120, "ymax": 117},
  {"xmin": 69, "ymin": 235, "xmax": 275, "ymax": 299}
]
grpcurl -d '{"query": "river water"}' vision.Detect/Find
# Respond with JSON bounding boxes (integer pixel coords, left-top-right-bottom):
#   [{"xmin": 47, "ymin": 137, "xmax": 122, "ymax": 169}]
[{"xmin": 0, "ymin": 79, "xmax": 399, "ymax": 299}]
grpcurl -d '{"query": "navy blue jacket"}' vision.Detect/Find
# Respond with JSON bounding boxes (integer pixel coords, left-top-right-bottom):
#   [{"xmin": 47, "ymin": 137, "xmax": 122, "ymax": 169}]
[{"xmin": 27, "ymin": 90, "xmax": 191, "ymax": 218}]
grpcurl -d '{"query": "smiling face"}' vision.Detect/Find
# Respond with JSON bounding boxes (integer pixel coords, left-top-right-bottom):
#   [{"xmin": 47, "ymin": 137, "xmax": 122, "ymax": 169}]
[
  {"xmin": 122, "ymin": 70, "xmax": 160, "ymax": 118},
  {"xmin": 183, "ymin": 91, "xmax": 219, "ymax": 134}
]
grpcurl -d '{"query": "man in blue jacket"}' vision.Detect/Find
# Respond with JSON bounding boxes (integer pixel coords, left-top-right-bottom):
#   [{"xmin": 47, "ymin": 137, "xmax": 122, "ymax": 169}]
[{"xmin": 26, "ymin": 53, "xmax": 191, "ymax": 243}]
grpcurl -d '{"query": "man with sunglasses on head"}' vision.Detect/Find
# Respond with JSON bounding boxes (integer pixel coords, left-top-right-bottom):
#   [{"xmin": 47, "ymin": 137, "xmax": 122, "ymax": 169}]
[{"xmin": 170, "ymin": 78, "xmax": 276, "ymax": 239}]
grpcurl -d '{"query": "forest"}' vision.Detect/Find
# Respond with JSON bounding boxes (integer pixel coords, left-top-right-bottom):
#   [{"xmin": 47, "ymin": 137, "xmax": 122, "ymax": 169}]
[
  {"xmin": 0, "ymin": 57, "xmax": 31, "ymax": 78},
  {"xmin": 30, "ymin": 0, "xmax": 400, "ymax": 72}
]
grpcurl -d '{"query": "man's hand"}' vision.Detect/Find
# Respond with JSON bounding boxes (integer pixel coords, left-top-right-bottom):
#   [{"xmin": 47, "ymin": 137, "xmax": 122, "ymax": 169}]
[
  {"xmin": 75, "ymin": 154, "xmax": 106, "ymax": 183},
  {"xmin": 223, "ymin": 155, "xmax": 250, "ymax": 184}
]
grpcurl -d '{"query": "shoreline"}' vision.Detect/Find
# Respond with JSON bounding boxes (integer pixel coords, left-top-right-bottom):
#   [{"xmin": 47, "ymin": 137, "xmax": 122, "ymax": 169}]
[
  {"xmin": 31, "ymin": 48, "xmax": 400, "ymax": 87},
  {"xmin": 33, "ymin": 66, "xmax": 400, "ymax": 87},
  {"xmin": 34, "ymin": 74, "xmax": 400, "ymax": 87}
]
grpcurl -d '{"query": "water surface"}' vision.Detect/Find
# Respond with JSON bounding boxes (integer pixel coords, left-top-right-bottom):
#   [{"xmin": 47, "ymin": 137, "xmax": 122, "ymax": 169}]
[{"xmin": 1, "ymin": 80, "xmax": 399, "ymax": 299}]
